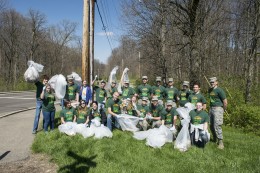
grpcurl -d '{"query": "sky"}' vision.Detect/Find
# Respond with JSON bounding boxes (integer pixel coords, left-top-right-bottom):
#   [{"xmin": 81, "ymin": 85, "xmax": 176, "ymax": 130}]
[{"xmin": 8, "ymin": 0, "xmax": 124, "ymax": 63}]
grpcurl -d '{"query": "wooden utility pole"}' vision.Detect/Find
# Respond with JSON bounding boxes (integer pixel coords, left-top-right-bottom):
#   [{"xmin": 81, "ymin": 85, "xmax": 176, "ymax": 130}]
[
  {"xmin": 90, "ymin": 0, "xmax": 95, "ymax": 84},
  {"xmin": 82, "ymin": 0, "xmax": 90, "ymax": 83}
]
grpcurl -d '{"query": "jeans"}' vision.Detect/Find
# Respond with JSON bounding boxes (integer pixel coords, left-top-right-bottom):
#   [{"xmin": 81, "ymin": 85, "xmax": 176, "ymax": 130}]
[
  {"xmin": 42, "ymin": 111, "xmax": 55, "ymax": 132},
  {"xmin": 107, "ymin": 114, "xmax": 120, "ymax": 131},
  {"xmin": 32, "ymin": 99, "xmax": 43, "ymax": 132}
]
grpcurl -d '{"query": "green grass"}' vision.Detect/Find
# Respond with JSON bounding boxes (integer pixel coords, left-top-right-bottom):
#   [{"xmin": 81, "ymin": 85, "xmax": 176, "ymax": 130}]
[{"xmin": 32, "ymin": 118, "xmax": 260, "ymax": 173}]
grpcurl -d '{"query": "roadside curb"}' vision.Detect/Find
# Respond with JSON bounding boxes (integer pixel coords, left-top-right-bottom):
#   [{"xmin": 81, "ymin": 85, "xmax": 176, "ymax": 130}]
[
  {"xmin": 0, "ymin": 107, "xmax": 36, "ymax": 119},
  {"xmin": 0, "ymin": 90, "xmax": 35, "ymax": 94}
]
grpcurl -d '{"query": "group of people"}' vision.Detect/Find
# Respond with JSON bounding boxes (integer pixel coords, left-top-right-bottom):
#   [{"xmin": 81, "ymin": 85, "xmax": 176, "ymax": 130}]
[{"xmin": 32, "ymin": 74, "xmax": 227, "ymax": 150}]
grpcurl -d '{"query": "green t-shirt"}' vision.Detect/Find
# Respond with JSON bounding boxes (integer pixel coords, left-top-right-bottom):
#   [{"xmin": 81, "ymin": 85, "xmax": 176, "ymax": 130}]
[
  {"xmin": 121, "ymin": 86, "xmax": 135, "ymax": 99},
  {"xmin": 35, "ymin": 81, "xmax": 44, "ymax": 99},
  {"xmin": 65, "ymin": 83, "xmax": 79, "ymax": 101},
  {"xmin": 152, "ymin": 85, "xmax": 165, "ymax": 100},
  {"xmin": 149, "ymin": 104, "xmax": 164, "ymax": 118},
  {"xmin": 94, "ymin": 86, "xmax": 107, "ymax": 103},
  {"xmin": 165, "ymin": 87, "xmax": 178, "ymax": 102},
  {"xmin": 188, "ymin": 92, "xmax": 206, "ymax": 106},
  {"xmin": 107, "ymin": 98, "xmax": 122, "ymax": 114},
  {"xmin": 137, "ymin": 104, "xmax": 150, "ymax": 118},
  {"xmin": 126, "ymin": 105, "xmax": 138, "ymax": 116},
  {"xmin": 42, "ymin": 93, "xmax": 56, "ymax": 112},
  {"xmin": 208, "ymin": 87, "xmax": 226, "ymax": 107},
  {"xmin": 136, "ymin": 84, "xmax": 152, "ymax": 99},
  {"xmin": 162, "ymin": 108, "xmax": 178, "ymax": 125},
  {"xmin": 189, "ymin": 109, "xmax": 209, "ymax": 125},
  {"xmin": 76, "ymin": 107, "xmax": 89, "ymax": 124},
  {"xmin": 60, "ymin": 107, "xmax": 76, "ymax": 122},
  {"xmin": 179, "ymin": 89, "xmax": 192, "ymax": 107},
  {"xmin": 108, "ymin": 87, "xmax": 118, "ymax": 98}
]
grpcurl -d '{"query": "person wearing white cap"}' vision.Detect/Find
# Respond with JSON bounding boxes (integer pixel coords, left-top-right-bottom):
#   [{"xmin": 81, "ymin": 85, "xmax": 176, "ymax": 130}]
[
  {"xmin": 152, "ymin": 76, "xmax": 166, "ymax": 105},
  {"xmin": 121, "ymin": 80, "xmax": 135, "ymax": 100},
  {"xmin": 135, "ymin": 76, "xmax": 153, "ymax": 101},
  {"xmin": 178, "ymin": 81, "xmax": 192, "ymax": 107},
  {"xmin": 188, "ymin": 82, "xmax": 207, "ymax": 110},
  {"xmin": 165, "ymin": 78, "xmax": 179, "ymax": 108},
  {"xmin": 64, "ymin": 75, "xmax": 80, "ymax": 108},
  {"xmin": 147, "ymin": 96, "xmax": 166, "ymax": 128},
  {"xmin": 208, "ymin": 77, "xmax": 227, "ymax": 149},
  {"xmin": 92, "ymin": 79, "xmax": 107, "ymax": 110}
]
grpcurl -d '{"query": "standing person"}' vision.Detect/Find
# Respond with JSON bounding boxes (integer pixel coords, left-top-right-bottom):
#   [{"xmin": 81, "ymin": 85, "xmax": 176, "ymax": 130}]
[
  {"xmin": 108, "ymin": 80, "xmax": 118, "ymax": 98},
  {"xmin": 88, "ymin": 101, "xmax": 107, "ymax": 126},
  {"xmin": 208, "ymin": 77, "xmax": 227, "ymax": 149},
  {"xmin": 64, "ymin": 75, "xmax": 79, "ymax": 107},
  {"xmin": 165, "ymin": 78, "xmax": 179, "ymax": 108},
  {"xmin": 32, "ymin": 75, "xmax": 49, "ymax": 134},
  {"xmin": 189, "ymin": 102, "xmax": 209, "ymax": 148},
  {"xmin": 60, "ymin": 100, "xmax": 77, "ymax": 124},
  {"xmin": 76, "ymin": 100, "xmax": 89, "ymax": 124},
  {"xmin": 188, "ymin": 82, "xmax": 207, "ymax": 110},
  {"xmin": 40, "ymin": 84, "xmax": 56, "ymax": 134},
  {"xmin": 178, "ymin": 81, "xmax": 192, "ymax": 107},
  {"xmin": 92, "ymin": 80, "xmax": 107, "ymax": 110},
  {"xmin": 79, "ymin": 80, "xmax": 92, "ymax": 106},
  {"xmin": 152, "ymin": 77, "xmax": 165, "ymax": 105},
  {"xmin": 135, "ymin": 76, "xmax": 153, "ymax": 102},
  {"xmin": 107, "ymin": 92, "xmax": 122, "ymax": 131},
  {"xmin": 121, "ymin": 80, "xmax": 135, "ymax": 100}
]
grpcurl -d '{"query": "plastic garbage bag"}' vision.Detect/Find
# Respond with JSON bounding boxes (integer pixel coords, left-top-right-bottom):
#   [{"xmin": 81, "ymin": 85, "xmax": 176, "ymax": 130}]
[
  {"xmin": 81, "ymin": 126, "xmax": 95, "ymax": 138},
  {"xmin": 74, "ymin": 124, "xmax": 87, "ymax": 134},
  {"xmin": 94, "ymin": 124, "xmax": 113, "ymax": 139},
  {"xmin": 91, "ymin": 117, "xmax": 101, "ymax": 127},
  {"xmin": 117, "ymin": 114, "xmax": 140, "ymax": 132},
  {"xmin": 24, "ymin": 61, "xmax": 44, "ymax": 82},
  {"xmin": 48, "ymin": 74, "xmax": 67, "ymax": 99},
  {"xmin": 133, "ymin": 130, "xmax": 150, "ymax": 140},
  {"xmin": 106, "ymin": 66, "xmax": 118, "ymax": 91},
  {"xmin": 58, "ymin": 122, "xmax": 77, "ymax": 136},
  {"xmin": 118, "ymin": 68, "xmax": 129, "ymax": 94},
  {"xmin": 71, "ymin": 72, "xmax": 82, "ymax": 86}
]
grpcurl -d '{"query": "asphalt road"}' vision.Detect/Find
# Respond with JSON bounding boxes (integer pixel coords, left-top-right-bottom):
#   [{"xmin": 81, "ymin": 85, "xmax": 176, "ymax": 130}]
[{"xmin": 0, "ymin": 91, "xmax": 36, "ymax": 116}]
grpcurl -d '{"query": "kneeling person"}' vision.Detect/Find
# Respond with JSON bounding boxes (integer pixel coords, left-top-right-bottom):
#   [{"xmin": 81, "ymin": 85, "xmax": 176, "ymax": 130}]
[
  {"xmin": 107, "ymin": 92, "xmax": 122, "ymax": 131},
  {"xmin": 147, "ymin": 96, "xmax": 165, "ymax": 128}
]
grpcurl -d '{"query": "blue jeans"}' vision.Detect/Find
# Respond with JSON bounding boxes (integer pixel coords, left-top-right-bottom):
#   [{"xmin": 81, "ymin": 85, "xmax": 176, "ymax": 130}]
[
  {"xmin": 32, "ymin": 99, "xmax": 43, "ymax": 132},
  {"xmin": 42, "ymin": 111, "xmax": 55, "ymax": 132},
  {"xmin": 107, "ymin": 114, "xmax": 120, "ymax": 131}
]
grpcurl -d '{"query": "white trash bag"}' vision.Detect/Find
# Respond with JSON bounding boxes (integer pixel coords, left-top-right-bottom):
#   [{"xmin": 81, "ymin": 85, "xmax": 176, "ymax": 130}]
[
  {"xmin": 81, "ymin": 126, "xmax": 95, "ymax": 138},
  {"xmin": 58, "ymin": 122, "xmax": 77, "ymax": 136},
  {"xmin": 133, "ymin": 130, "xmax": 150, "ymax": 140},
  {"xmin": 71, "ymin": 72, "xmax": 82, "ymax": 86},
  {"xmin": 24, "ymin": 61, "xmax": 44, "ymax": 82},
  {"xmin": 117, "ymin": 114, "xmax": 140, "ymax": 132},
  {"xmin": 74, "ymin": 124, "xmax": 87, "ymax": 134},
  {"xmin": 48, "ymin": 74, "xmax": 67, "ymax": 99},
  {"xmin": 94, "ymin": 124, "xmax": 113, "ymax": 139}
]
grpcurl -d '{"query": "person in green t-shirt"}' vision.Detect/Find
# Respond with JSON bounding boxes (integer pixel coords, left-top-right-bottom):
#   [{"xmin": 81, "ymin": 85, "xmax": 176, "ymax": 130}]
[
  {"xmin": 88, "ymin": 101, "xmax": 107, "ymax": 126},
  {"xmin": 147, "ymin": 96, "xmax": 165, "ymax": 128},
  {"xmin": 137, "ymin": 97, "xmax": 150, "ymax": 130},
  {"xmin": 107, "ymin": 92, "xmax": 122, "ymax": 131},
  {"xmin": 162, "ymin": 100, "xmax": 178, "ymax": 128},
  {"xmin": 165, "ymin": 78, "xmax": 179, "ymax": 108},
  {"xmin": 135, "ymin": 76, "xmax": 153, "ymax": 101},
  {"xmin": 64, "ymin": 75, "xmax": 79, "ymax": 102},
  {"xmin": 40, "ymin": 84, "xmax": 56, "ymax": 133},
  {"xmin": 121, "ymin": 80, "xmax": 135, "ymax": 100},
  {"xmin": 208, "ymin": 77, "xmax": 227, "ymax": 150},
  {"xmin": 178, "ymin": 81, "xmax": 192, "ymax": 107},
  {"xmin": 152, "ymin": 77, "xmax": 165, "ymax": 105},
  {"xmin": 32, "ymin": 75, "xmax": 49, "ymax": 134},
  {"xmin": 189, "ymin": 102, "xmax": 209, "ymax": 147},
  {"xmin": 76, "ymin": 100, "xmax": 89, "ymax": 124},
  {"xmin": 107, "ymin": 80, "xmax": 118, "ymax": 98},
  {"xmin": 125, "ymin": 95, "xmax": 139, "ymax": 116},
  {"xmin": 188, "ymin": 82, "xmax": 207, "ymax": 110},
  {"xmin": 92, "ymin": 80, "xmax": 108, "ymax": 110},
  {"xmin": 60, "ymin": 100, "xmax": 77, "ymax": 124}
]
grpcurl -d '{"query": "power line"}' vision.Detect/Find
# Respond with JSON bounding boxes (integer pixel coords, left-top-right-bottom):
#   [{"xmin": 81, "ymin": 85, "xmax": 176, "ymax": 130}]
[{"xmin": 96, "ymin": 0, "xmax": 113, "ymax": 51}]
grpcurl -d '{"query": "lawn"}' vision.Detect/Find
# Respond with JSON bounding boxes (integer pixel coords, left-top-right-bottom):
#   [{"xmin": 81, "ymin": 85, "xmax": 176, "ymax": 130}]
[{"xmin": 32, "ymin": 120, "xmax": 260, "ymax": 173}]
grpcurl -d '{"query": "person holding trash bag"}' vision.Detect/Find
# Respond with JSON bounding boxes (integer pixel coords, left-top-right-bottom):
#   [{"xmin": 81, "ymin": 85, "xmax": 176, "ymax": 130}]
[
  {"xmin": 107, "ymin": 92, "xmax": 122, "ymax": 131},
  {"xmin": 121, "ymin": 80, "xmax": 135, "ymax": 100},
  {"xmin": 32, "ymin": 75, "xmax": 49, "ymax": 134},
  {"xmin": 60, "ymin": 100, "xmax": 77, "ymax": 124},
  {"xmin": 64, "ymin": 75, "xmax": 80, "ymax": 107},
  {"xmin": 208, "ymin": 77, "xmax": 227, "ymax": 149},
  {"xmin": 147, "ymin": 96, "xmax": 165, "ymax": 128},
  {"xmin": 189, "ymin": 102, "xmax": 209, "ymax": 148},
  {"xmin": 88, "ymin": 101, "xmax": 107, "ymax": 126},
  {"xmin": 76, "ymin": 100, "xmax": 89, "ymax": 124},
  {"xmin": 40, "ymin": 84, "xmax": 56, "ymax": 133}
]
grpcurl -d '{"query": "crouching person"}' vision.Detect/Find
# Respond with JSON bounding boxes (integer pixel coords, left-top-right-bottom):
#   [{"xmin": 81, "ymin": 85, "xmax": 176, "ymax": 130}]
[
  {"xmin": 189, "ymin": 102, "xmax": 209, "ymax": 148},
  {"xmin": 107, "ymin": 92, "xmax": 122, "ymax": 131},
  {"xmin": 147, "ymin": 96, "xmax": 165, "ymax": 128},
  {"xmin": 88, "ymin": 101, "xmax": 107, "ymax": 126},
  {"xmin": 137, "ymin": 97, "xmax": 150, "ymax": 130}
]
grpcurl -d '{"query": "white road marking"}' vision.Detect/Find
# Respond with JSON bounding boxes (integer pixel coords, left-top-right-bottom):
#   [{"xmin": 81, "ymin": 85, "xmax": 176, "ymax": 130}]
[{"xmin": 0, "ymin": 97, "xmax": 35, "ymax": 100}]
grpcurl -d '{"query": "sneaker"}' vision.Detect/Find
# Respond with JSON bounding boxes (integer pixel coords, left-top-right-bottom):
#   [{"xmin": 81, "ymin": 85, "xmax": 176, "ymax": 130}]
[{"xmin": 32, "ymin": 130, "xmax": 37, "ymax": 134}]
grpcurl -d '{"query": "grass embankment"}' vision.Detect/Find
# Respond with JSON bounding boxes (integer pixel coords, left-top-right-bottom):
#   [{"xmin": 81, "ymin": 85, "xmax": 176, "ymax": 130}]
[{"xmin": 32, "ymin": 114, "xmax": 260, "ymax": 173}]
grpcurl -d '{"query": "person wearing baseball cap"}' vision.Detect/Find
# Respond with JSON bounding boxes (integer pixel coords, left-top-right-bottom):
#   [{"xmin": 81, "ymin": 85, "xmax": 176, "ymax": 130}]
[
  {"xmin": 64, "ymin": 74, "xmax": 80, "ymax": 106},
  {"xmin": 146, "ymin": 96, "xmax": 165, "ymax": 128},
  {"xmin": 152, "ymin": 76, "xmax": 166, "ymax": 105},
  {"xmin": 121, "ymin": 79, "xmax": 135, "ymax": 100},
  {"xmin": 208, "ymin": 77, "xmax": 227, "ymax": 149},
  {"xmin": 92, "ymin": 78, "xmax": 108, "ymax": 110},
  {"xmin": 135, "ymin": 75, "xmax": 153, "ymax": 103},
  {"xmin": 137, "ymin": 97, "xmax": 151, "ymax": 131},
  {"xmin": 165, "ymin": 78, "xmax": 179, "ymax": 108},
  {"xmin": 108, "ymin": 80, "xmax": 118, "ymax": 98},
  {"xmin": 178, "ymin": 81, "xmax": 192, "ymax": 107}
]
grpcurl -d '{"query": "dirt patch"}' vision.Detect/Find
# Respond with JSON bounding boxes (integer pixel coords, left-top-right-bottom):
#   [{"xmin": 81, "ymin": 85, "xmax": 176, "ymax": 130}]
[{"xmin": 0, "ymin": 153, "xmax": 58, "ymax": 173}]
